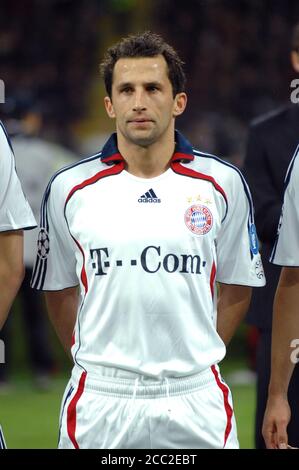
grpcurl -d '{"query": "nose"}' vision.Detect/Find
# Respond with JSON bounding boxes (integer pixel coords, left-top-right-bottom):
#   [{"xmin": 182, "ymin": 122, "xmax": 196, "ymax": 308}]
[{"xmin": 133, "ymin": 89, "xmax": 146, "ymax": 112}]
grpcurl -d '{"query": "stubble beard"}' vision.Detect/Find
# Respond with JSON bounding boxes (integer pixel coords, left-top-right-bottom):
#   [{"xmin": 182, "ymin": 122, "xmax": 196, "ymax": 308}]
[{"xmin": 125, "ymin": 126, "xmax": 160, "ymax": 148}]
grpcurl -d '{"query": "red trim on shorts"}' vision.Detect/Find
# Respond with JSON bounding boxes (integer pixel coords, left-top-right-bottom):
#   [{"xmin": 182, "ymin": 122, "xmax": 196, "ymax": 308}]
[
  {"xmin": 210, "ymin": 261, "xmax": 216, "ymax": 298},
  {"xmin": 211, "ymin": 365, "xmax": 233, "ymax": 447},
  {"xmin": 67, "ymin": 371, "xmax": 87, "ymax": 449},
  {"xmin": 71, "ymin": 331, "xmax": 75, "ymax": 348}
]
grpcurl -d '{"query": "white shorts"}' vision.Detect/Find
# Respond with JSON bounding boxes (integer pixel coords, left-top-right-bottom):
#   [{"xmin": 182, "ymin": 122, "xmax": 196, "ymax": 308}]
[{"xmin": 58, "ymin": 365, "xmax": 239, "ymax": 449}]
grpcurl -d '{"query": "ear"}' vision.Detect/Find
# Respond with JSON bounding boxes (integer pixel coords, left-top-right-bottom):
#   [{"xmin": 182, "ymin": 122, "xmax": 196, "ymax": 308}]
[
  {"xmin": 104, "ymin": 96, "xmax": 116, "ymax": 118},
  {"xmin": 173, "ymin": 93, "xmax": 187, "ymax": 117},
  {"xmin": 291, "ymin": 51, "xmax": 299, "ymax": 73}
]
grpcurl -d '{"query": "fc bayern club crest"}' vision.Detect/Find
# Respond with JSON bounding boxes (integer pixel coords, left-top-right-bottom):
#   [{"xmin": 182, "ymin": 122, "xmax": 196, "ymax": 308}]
[
  {"xmin": 37, "ymin": 228, "xmax": 50, "ymax": 259},
  {"xmin": 184, "ymin": 204, "xmax": 213, "ymax": 235}
]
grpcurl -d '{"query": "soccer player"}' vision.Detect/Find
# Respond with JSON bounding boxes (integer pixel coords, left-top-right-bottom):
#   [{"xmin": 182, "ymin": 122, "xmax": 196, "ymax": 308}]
[
  {"xmin": 31, "ymin": 32, "xmax": 265, "ymax": 449},
  {"xmin": 0, "ymin": 121, "xmax": 36, "ymax": 330},
  {"xmin": 0, "ymin": 121, "xmax": 36, "ymax": 448},
  {"xmin": 262, "ymin": 148, "xmax": 299, "ymax": 449}
]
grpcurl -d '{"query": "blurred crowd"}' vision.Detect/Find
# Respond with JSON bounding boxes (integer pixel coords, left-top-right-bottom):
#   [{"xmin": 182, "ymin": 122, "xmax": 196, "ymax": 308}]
[
  {"xmin": 0, "ymin": 0, "xmax": 298, "ymax": 163},
  {"xmin": 0, "ymin": 0, "xmax": 102, "ymax": 147},
  {"xmin": 156, "ymin": 0, "xmax": 299, "ymax": 164},
  {"xmin": 0, "ymin": 0, "xmax": 297, "ymax": 162}
]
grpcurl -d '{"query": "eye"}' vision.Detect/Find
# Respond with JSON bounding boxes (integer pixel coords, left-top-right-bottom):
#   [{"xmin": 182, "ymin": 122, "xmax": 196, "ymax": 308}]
[
  {"xmin": 121, "ymin": 87, "xmax": 133, "ymax": 94},
  {"xmin": 147, "ymin": 85, "xmax": 159, "ymax": 92}
]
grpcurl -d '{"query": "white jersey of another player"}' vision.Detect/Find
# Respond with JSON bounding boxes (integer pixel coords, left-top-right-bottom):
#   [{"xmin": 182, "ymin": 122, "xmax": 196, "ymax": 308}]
[
  {"xmin": 31, "ymin": 131, "xmax": 265, "ymax": 380},
  {"xmin": 0, "ymin": 122, "xmax": 36, "ymax": 231},
  {"xmin": 0, "ymin": 121, "xmax": 36, "ymax": 449},
  {"xmin": 271, "ymin": 145, "xmax": 299, "ymax": 266}
]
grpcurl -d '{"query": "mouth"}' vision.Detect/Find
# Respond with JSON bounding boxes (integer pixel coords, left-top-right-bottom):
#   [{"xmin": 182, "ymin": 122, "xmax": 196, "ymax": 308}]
[{"xmin": 127, "ymin": 118, "xmax": 154, "ymax": 124}]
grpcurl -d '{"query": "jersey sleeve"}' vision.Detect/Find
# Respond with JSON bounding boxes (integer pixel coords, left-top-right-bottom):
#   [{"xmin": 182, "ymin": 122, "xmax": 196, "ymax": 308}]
[
  {"xmin": 215, "ymin": 170, "xmax": 265, "ymax": 286},
  {"xmin": 31, "ymin": 177, "xmax": 78, "ymax": 290},
  {"xmin": 0, "ymin": 122, "xmax": 36, "ymax": 231},
  {"xmin": 270, "ymin": 147, "xmax": 299, "ymax": 266}
]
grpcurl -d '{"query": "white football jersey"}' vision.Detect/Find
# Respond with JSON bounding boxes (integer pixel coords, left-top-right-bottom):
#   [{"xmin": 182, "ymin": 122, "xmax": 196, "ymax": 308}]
[
  {"xmin": 0, "ymin": 122, "xmax": 36, "ymax": 232},
  {"xmin": 31, "ymin": 131, "xmax": 265, "ymax": 379},
  {"xmin": 271, "ymin": 145, "xmax": 299, "ymax": 266}
]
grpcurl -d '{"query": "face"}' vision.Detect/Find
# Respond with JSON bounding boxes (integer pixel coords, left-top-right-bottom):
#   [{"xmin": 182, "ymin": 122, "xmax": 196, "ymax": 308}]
[{"xmin": 104, "ymin": 55, "xmax": 187, "ymax": 147}]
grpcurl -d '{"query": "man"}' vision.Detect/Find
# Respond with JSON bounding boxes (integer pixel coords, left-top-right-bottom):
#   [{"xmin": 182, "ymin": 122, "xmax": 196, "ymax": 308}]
[
  {"xmin": 0, "ymin": 121, "xmax": 36, "ymax": 447},
  {"xmin": 31, "ymin": 32, "xmax": 265, "ymax": 449},
  {"xmin": 262, "ymin": 147, "xmax": 299, "ymax": 449},
  {"xmin": 242, "ymin": 23, "xmax": 299, "ymax": 448}
]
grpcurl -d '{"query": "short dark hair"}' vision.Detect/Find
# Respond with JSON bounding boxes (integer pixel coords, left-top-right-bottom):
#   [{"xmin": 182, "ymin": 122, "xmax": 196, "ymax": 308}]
[
  {"xmin": 291, "ymin": 22, "xmax": 299, "ymax": 51},
  {"xmin": 100, "ymin": 31, "xmax": 186, "ymax": 98}
]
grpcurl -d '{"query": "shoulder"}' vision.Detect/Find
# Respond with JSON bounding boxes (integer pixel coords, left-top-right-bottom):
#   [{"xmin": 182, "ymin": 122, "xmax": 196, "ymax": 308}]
[
  {"xmin": 0, "ymin": 121, "xmax": 13, "ymax": 156},
  {"xmin": 45, "ymin": 151, "xmax": 104, "ymax": 200},
  {"xmin": 284, "ymin": 145, "xmax": 299, "ymax": 190},
  {"xmin": 189, "ymin": 149, "xmax": 252, "ymax": 215},
  {"xmin": 0, "ymin": 122, "xmax": 15, "ymax": 179},
  {"xmin": 40, "ymin": 151, "xmax": 108, "ymax": 228},
  {"xmin": 191, "ymin": 148, "xmax": 246, "ymax": 189}
]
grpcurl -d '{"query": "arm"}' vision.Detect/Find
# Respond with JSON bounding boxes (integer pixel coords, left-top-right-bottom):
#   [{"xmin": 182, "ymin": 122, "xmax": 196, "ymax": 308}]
[
  {"xmin": 262, "ymin": 267, "xmax": 299, "ymax": 449},
  {"xmin": 45, "ymin": 287, "xmax": 79, "ymax": 355},
  {"xmin": 217, "ymin": 283, "xmax": 252, "ymax": 345},
  {"xmin": 0, "ymin": 230, "xmax": 24, "ymax": 330}
]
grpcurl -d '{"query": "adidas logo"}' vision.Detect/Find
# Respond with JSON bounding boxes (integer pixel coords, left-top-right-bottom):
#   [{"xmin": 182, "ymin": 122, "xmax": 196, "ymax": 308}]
[{"xmin": 138, "ymin": 188, "xmax": 161, "ymax": 203}]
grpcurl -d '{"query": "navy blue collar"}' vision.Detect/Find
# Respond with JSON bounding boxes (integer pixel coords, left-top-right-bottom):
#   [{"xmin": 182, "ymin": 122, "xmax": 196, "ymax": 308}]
[{"xmin": 100, "ymin": 130, "xmax": 194, "ymax": 163}]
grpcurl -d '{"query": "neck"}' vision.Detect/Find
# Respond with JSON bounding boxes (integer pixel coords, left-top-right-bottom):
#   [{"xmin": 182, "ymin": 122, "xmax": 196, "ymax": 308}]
[{"xmin": 117, "ymin": 128, "xmax": 176, "ymax": 178}]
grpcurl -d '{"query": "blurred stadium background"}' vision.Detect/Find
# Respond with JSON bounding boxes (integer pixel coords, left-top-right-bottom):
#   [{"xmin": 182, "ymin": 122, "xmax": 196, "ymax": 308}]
[{"xmin": 1, "ymin": 0, "xmax": 299, "ymax": 449}]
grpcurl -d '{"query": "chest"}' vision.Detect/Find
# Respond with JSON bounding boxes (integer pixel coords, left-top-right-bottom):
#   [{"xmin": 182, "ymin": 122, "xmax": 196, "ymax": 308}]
[{"xmin": 65, "ymin": 172, "xmax": 226, "ymax": 251}]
